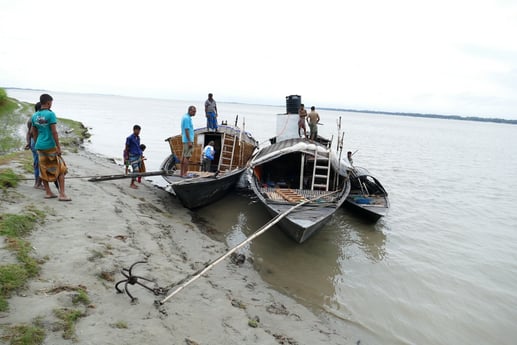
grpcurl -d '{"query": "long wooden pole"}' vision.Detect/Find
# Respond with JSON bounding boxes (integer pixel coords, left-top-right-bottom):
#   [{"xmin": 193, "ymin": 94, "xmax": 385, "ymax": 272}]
[
  {"xmin": 88, "ymin": 170, "xmax": 175, "ymax": 182},
  {"xmin": 159, "ymin": 190, "xmax": 338, "ymax": 305}
]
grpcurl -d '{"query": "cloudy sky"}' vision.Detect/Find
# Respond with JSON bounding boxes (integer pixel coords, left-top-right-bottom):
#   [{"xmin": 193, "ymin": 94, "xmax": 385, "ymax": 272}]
[{"xmin": 1, "ymin": 0, "xmax": 516, "ymax": 119}]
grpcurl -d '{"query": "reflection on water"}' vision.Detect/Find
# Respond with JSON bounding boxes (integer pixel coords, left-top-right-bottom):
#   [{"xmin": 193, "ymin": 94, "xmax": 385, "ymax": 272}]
[
  {"xmin": 335, "ymin": 213, "xmax": 388, "ymax": 263},
  {"xmin": 194, "ymin": 192, "xmax": 387, "ymax": 314}
]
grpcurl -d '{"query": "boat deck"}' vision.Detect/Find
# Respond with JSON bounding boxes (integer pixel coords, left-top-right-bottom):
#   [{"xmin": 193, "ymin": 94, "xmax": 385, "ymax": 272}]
[
  {"xmin": 259, "ymin": 186, "xmax": 337, "ymax": 203},
  {"xmin": 348, "ymin": 193, "xmax": 387, "ymax": 207}
]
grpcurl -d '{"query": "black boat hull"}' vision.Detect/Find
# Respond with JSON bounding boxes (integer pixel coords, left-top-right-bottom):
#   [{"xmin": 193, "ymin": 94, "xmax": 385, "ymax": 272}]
[
  {"xmin": 170, "ymin": 168, "xmax": 245, "ymax": 209},
  {"xmin": 344, "ymin": 167, "xmax": 389, "ymax": 221},
  {"xmin": 344, "ymin": 197, "xmax": 388, "ymax": 221}
]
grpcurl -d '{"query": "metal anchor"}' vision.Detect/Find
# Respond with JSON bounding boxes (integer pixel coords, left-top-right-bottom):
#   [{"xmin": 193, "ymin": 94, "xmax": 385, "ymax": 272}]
[{"xmin": 115, "ymin": 261, "xmax": 164, "ymax": 302}]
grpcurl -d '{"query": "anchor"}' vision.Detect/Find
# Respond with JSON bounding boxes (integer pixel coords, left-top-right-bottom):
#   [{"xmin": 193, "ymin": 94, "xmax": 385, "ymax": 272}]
[{"xmin": 115, "ymin": 261, "xmax": 164, "ymax": 302}]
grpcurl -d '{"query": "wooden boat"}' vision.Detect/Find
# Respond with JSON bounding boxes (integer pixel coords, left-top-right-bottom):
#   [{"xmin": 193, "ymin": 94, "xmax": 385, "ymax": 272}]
[
  {"xmin": 160, "ymin": 124, "xmax": 258, "ymax": 209},
  {"xmin": 344, "ymin": 166, "xmax": 389, "ymax": 221},
  {"xmin": 248, "ymin": 138, "xmax": 351, "ymax": 243}
]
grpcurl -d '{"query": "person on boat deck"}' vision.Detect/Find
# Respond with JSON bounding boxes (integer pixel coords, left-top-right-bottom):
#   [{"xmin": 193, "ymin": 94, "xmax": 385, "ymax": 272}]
[
  {"xmin": 31, "ymin": 93, "xmax": 70, "ymax": 201},
  {"xmin": 181, "ymin": 106, "xmax": 196, "ymax": 177},
  {"xmin": 298, "ymin": 103, "xmax": 308, "ymax": 138},
  {"xmin": 307, "ymin": 106, "xmax": 320, "ymax": 140},
  {"xmin": 347, "ymin": 151, "xmax": 354, "ymax": 166},
  {"xmin": 205, "ymin": 93, "xmax": 218, "ymax": 131},
  {"xmin": 137, "ymin": 144, "xmax": 146, "ymax": 183},
  {"xmin": 124, "ymin": 125, "xmax": 143, "ymax": 189},
  {"xmin": 201, "ymin": 140, "xmax": 215, "ymax": 172}
]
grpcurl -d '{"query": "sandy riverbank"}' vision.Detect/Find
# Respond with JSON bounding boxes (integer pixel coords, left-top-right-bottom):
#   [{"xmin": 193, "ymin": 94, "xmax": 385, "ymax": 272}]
[{"xmin": 0, "ymin": 146, "xmax": 355, "ymax": 344}]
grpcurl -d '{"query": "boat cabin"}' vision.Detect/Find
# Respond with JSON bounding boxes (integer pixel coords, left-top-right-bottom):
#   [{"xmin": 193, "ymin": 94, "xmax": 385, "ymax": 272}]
[{"xmin": 166, "ymin": 126, "xmax": 257, "ymax": 173}]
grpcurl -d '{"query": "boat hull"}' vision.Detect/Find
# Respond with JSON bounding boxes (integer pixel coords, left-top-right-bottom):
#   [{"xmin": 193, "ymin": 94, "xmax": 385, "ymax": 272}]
[
  {"xmin": 344, "ymin": 167, "xmax": 389, "ymax": 221},
  {"xmin": 168, "ymin": 168, "xmax": 245, "ymax": 209},
  {"xmin": 344, "ymin": 196, "xmax": 388, "ymax": 221},
  {"xmin": 259, "ymin": 200, "xmax": 342, "ymax": 243}
]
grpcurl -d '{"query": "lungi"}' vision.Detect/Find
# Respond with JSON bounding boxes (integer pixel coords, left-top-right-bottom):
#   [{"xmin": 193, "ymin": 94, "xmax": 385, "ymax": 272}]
[{"xmin": 38, "ymin": 148, "xmax": 68, "ymax": 182}]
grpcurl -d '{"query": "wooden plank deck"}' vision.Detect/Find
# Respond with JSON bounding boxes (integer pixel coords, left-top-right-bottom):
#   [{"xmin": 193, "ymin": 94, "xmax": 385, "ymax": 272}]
[
  {"xmin": 260, "ymin": 186, "xmax": 338, "ymax": 203},
  {"xmin": 275, "ymin": 189, "xmax": 306, "ymax": 203}
]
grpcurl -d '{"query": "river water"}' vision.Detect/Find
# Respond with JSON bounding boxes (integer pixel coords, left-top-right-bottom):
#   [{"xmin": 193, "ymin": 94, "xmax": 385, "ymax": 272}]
[{"xmin": 7, "ymin": 89, "xmax": 517, "ymax": 345}]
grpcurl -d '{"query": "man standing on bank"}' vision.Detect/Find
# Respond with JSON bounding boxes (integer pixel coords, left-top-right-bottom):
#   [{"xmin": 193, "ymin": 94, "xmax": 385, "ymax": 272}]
[
  {"xmin": 307, "ymin": 106, "xmax": 320, "ymax": 141},
  {"xmin": 124, "ymin": 125, "xmax": 143, "ymax": 189},
  {"xmin": 181, "ymin": 106, "xmax": 196, "ymax": 177},
  {"xmin": 205, "ymin": 93, "xmax": 218, "ymax": 131},
  {"xmin": 31, "ymin": 94, "xmax": 70, "ymax": 201}
]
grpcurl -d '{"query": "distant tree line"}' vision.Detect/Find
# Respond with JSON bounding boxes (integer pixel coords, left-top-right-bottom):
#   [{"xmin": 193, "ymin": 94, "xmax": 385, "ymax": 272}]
[{"xmin": 321, "ymin": 107, "xmax": 517, "ymax": 125}]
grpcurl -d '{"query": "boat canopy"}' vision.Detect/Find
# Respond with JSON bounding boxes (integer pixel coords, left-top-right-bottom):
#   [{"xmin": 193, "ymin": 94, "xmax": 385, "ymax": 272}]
[
  {"xmin": 251, "ymin": 138, "xmax": 352, "ymax": 175},
  {"xmin": 352, "ymin": 166, "xmax": 371, "ymax": 177}
]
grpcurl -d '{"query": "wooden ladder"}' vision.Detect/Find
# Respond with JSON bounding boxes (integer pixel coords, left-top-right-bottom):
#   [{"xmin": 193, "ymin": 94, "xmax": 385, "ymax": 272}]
[
  {"xmin": 218, "ymin": 133, "xmax": 237, "ymax": 171},
  {"xmin": 311, "ymin": 149, "xmax": 331, "ymax": 191}
]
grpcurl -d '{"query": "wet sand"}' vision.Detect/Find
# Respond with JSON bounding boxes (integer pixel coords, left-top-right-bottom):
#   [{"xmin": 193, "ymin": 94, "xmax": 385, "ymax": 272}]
[{"xmin": 0, "ymin": 147, "xmax": 353, "ymax": 344}]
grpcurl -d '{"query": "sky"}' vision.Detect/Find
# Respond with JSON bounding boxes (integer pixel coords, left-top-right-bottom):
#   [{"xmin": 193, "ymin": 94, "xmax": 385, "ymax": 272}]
[{"xmin": 1, "ymin": 0, "xmax": 517, "ymax": 119}]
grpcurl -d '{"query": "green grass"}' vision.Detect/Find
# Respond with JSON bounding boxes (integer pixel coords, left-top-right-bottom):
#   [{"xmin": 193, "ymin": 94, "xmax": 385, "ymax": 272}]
[
  {"xmin": 0, "ymin": 213, "xmax": 39, "ymax": 237},
  {"xmin": 72, "ymin": 289, "xmax": 90, "ymax": 306},
  {"xmin": 0, "ymin": 94, "xmax": 28, "ymax": 154},
  {"xmin": 59, "ymin": 118, "xmax": 91, "ymax": 139},
  {"xmin": 2, "ymin": 322, "xmax": 46, "ymax": 345},
  {"xmin": 0, "ymin": 210, "xmax": 45, "ymax": 311},
  {"xmin": 0, "ymin": 168, "xmax": 20, "ymax": 189},
  {"xmin": 7, "ymin": 238, "xmax": 40, "ymax": 277},
  {"xmin": 53, "ymin": 308, "xmax": 85, "ymax": 340},
  {"xmin": 0, "ymin": 264, "xmax": 28, "ymax": 298}
]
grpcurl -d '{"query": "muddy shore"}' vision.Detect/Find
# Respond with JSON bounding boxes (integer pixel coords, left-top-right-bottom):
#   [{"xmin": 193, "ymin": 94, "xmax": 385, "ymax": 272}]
[{"xmin": 0, "ymin": 146, "xmax": 354, "ymax": 344}]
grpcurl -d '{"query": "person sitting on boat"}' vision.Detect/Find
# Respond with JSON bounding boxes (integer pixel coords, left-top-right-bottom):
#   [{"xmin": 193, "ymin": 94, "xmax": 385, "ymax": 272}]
[
  {"xmin": 298, "ymin": 104, "xmax": 308, "ymax": 138},
  {"xmin": 307, "ymin": 106, "xmax": 320, "ymax": 140},
  {"xmin": 202, "ymin": 141, "xmax": 215, "ymax": 172},
  {"xmin": 347, "ymin": 151, "xmax": 354, "ymax": 166}
]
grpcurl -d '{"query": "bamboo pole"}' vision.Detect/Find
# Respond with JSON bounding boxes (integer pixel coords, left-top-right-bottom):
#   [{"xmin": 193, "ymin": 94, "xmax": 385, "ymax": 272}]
[
  {"xmin": 159, "ymin": 190, "xmax": 339, "ymax": 305},
  {"xmin": 88, "ymin": 170, "xmax": 175, "ymax": 182}
]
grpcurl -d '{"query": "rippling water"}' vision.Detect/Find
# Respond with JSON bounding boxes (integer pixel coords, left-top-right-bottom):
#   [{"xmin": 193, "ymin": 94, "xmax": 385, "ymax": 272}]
[{"xmin": 8, "ymin": 89, "xmax": 517, "ymax": 345}]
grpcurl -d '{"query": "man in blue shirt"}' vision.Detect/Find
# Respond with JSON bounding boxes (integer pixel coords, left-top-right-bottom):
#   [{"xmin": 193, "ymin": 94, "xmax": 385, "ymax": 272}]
[
  {"xmin": 124, "ymin": 125, "xmax": 143, "ymax": 189},
  {"xmin": 180, "ymin": 106, "xmax": 196, "ymax": 177}
]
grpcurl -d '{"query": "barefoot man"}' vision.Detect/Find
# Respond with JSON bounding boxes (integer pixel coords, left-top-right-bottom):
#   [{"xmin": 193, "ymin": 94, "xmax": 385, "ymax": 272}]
[{"xmin": 180, "ymin": 106, "xmax": 196, "ymax": 177}]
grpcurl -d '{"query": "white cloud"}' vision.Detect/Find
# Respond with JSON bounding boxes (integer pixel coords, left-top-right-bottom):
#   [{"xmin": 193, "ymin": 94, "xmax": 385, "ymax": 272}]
[{"xmin": 1, "ymin": 0, "xmax": 517, "ymax": 118}]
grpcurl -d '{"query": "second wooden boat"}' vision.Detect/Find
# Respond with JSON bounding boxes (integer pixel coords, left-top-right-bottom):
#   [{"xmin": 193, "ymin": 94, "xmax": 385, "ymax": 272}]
[{"xmin": 160, "ymin": 124, "xmax": 258, "ymax": 209}]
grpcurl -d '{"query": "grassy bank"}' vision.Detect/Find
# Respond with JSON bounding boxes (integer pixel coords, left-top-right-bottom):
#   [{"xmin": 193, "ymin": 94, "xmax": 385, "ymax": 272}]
[
  {"xmin": 0, "ymin": 88, "xmax": 91, "ymax": 344},
  {"xmin": 0, "ymin": 89, "xmax": 32, "ymax": 154},
  {"xmin": 0, "ymin": 88, "xmax": 90, "ymax": 156}
]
